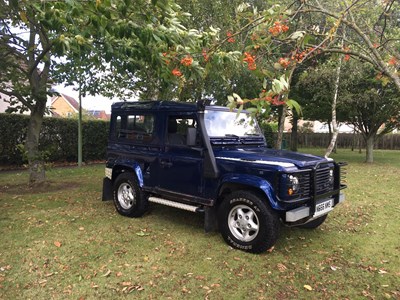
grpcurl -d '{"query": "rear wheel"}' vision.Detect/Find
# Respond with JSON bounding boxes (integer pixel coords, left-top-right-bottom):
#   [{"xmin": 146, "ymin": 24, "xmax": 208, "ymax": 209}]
[
  {"xmin": 113, "ymin": 172, "xmax": 147, "ymax": 217},
  {"xmin": 299, "ymin": 214, "xmax": 328, "ymax": 229},
  {"xmin": 218, "ymin": 191, "xmax": 280, "ymax": 253}
]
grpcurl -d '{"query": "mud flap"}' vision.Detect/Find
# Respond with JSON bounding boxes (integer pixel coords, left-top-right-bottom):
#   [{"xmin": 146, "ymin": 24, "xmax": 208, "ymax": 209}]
[
  {"xmin": 102, "ymin": 177, "xmax": 113, "ymax": 201},
  {"xmin": 204, "ymin": 206, "xmax": 218, "ymax": 233}
]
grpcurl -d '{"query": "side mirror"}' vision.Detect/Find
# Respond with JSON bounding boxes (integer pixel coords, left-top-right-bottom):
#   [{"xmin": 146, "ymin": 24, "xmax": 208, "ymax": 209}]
[{"xmin": 186, "ymin": 127, "xmax": 197, "ymax": 146}]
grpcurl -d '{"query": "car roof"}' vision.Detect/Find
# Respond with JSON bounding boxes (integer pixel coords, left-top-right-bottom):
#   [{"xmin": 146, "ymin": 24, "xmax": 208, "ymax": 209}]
[{"xmin": 111, "ymin": 100, "xmax": 232, "ymax": 113}]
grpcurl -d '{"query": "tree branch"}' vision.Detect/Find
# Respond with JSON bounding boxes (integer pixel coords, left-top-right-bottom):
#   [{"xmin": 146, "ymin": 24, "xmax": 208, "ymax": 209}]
[{"xmin": 0, "ymin": 88, "xmax": 33, "ymax": 110}]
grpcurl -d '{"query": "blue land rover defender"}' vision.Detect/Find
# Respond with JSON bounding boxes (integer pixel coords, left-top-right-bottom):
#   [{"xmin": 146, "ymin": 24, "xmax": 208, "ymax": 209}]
[{"xmin": 102, "ymin": 101, "xmax": 347, "ymax": 253}]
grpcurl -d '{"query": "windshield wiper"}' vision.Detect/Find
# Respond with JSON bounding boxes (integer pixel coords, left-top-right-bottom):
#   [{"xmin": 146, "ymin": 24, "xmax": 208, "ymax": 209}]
[
  {"xmin": 225, "ymin": 134, "xmax": 240, "ymax": 138},
  {"xmin": 244, "ymin": 133, "xmax": 261, "ymax": 136}
]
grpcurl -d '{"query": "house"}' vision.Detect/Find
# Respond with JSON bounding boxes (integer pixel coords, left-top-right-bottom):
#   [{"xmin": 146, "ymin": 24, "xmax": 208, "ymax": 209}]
[
  {"xmin": 87, "ymin": 110, "xmax": 110, "ymax": 120},
  {"xmin": 50, "ymin": 93, "xmax": 80, "ymax": 117},
  {"xmin": 50, "ymin": 94, "xmax": 110, "ymax": 120}
]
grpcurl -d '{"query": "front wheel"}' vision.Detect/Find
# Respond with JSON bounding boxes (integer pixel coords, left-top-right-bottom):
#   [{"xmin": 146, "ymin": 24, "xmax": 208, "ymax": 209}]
[
  {"xmin": 113, "ymin": 172, "xmax": 147, "ymax": 218},
  {"xmin": 218, "ymin": 191, "xmax": 280, "ymax": 253}
]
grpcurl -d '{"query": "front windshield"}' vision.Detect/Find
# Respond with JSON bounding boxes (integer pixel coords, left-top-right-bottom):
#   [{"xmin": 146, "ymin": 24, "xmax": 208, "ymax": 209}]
[{"xmin": 204, "ymin": 110, "xmax": 262, "ymax": 137}]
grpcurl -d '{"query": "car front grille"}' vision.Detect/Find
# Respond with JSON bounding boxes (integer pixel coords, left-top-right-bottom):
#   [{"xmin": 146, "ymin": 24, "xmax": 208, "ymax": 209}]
[
  {"xmin": 315, "ymin": 165, "xmax": 334, "ymax": 195},
  {"xmin": 297, "ymin": 172, "xmax": 311, "ymax": 197}
]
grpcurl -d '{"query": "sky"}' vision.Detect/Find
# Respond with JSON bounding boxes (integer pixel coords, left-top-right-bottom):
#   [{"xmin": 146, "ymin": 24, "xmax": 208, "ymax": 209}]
[{"xmin": 53, "ymin": 84, "xmax": 123, "ymax": 114}]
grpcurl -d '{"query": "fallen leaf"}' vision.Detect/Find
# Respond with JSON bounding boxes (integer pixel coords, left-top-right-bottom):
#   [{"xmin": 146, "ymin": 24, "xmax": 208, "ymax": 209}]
[
  {"xmin": 0, "ymin": 265, "xmax": 11, "ymax": 272},
  {"xmin": 121, "ymin": 281, "xmax": 132, "ymax": 286},
  {"xmin": 378, "ymin": 269, "xmax": 388, "ymax": 274},
  {"xmin": 54, "ymin": 241, "xmax": 62, "ymax": 248},
  {"xmin": 267, "ymin": 246, "xmax": 275, "ymax": 253},
  {"xmin": 116, "ymin": 272, "xmax": 123, "ymax": 277},
  {"xmin": 277, "ymin": 263, "xmax": 287, "ymax": 272},
  {"xmin": 304, "ymin": 285, "xmax": 313, "ymax": 291},
  {"xmin": 91, "ymin": 283, "xmax": 99, "ymax": 289},
  {"xmin": 136, "ymin": 231, "xmax": 149, "ymax": 237},
  {"xmin": 136, "ymin": 286, "xmax": 144, "ymax": 291}
]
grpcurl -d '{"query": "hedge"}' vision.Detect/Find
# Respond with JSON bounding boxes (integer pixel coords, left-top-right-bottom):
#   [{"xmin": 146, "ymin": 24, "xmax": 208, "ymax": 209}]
[{"xmin": 0, "ymin": 113, "xmax": 109, "ymax": 166}]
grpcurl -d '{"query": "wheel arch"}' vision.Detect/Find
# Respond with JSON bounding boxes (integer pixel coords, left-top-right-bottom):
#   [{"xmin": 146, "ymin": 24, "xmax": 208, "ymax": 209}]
[
  {"xmin": 217, "ymin": 174, "xmax": 280, "ymax": 210},
  {"xmin": 112, "ymin": 162, "xmax": 144, "ymax": 187}
]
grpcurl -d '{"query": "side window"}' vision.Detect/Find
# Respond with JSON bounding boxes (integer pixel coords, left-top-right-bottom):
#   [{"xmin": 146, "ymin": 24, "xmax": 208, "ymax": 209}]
[
  {"xmin": 167, "ymin": 116, "xmax": 199, "ymax": 146},
  {"xmin": 114, "ymin": 114, "xmax": 155, "ymax": 143}
]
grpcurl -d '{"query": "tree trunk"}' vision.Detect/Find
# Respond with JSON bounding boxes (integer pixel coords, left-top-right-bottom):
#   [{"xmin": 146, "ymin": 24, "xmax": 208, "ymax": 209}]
[
  {"xmin": 275, "ymin": 66, "xmax": 295, "ymax": 150},
  {"xmin": 275, "ymin": 105, "xmax": 287, "ymax": 150},
  {"xmin": 351, "ymin": 128, "xmax": 356, "ymax": 151},
  {"xmin": 325, "ymin": 54, "xmax": 342, "ymax": 158},
  {"xmin": 365, "ymin": 135, "xmax": 375, "ymax": 163},
  {"xmin": 26, "ymin": 98, "xmax": 47, "ymax": 185},
  {"xmin": 290, "ymin": 110, "xmax": 298, "ymax": 152}
]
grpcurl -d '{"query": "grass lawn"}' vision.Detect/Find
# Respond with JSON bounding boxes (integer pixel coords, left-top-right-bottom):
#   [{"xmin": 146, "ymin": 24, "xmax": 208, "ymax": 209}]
[{"xmin": 0, "ymin": 149, "xmax": 399, "ymax": 299}]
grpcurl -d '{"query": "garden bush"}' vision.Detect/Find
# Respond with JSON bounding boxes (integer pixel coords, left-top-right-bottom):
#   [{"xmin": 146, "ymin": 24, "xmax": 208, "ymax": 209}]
[{"xmin": 0, "ymin": 113, "xmax": 109, "ymax": 166}]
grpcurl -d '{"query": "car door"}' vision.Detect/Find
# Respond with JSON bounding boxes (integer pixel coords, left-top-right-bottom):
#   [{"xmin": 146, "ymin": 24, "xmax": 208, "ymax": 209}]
[{"xmin": 157, "ymin": 114, "xmax": 204, "ymax": 198}]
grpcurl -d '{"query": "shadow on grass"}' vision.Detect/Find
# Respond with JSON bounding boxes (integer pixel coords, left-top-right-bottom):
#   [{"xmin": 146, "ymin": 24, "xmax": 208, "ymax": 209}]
[
  {"xmin": 0, "ymin": 180, "xmax": 81, "ymax": 195},
  {"xmin": 144, "ymin": 203, "xmax": 205, "ymax": 230}
]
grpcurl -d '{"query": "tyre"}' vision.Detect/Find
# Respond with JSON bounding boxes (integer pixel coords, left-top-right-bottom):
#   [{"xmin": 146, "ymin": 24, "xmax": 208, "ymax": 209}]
[
  {"xmin": 218, "ymin": 191, "xmax": 280, "ymax": 253},
  {"xmin": 113, "ymin": 172, "xmax": 148, "ymax": 218},
  {"xmin": 299, "ymin": 214, "xmax": 328, "ymax": 229}
]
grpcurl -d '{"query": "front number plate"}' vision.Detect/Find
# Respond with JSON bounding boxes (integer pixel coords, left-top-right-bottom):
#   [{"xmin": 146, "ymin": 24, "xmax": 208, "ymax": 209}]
[{"xmin": 314, "ymin": 199, "xmax": 334, "ymax": 218}]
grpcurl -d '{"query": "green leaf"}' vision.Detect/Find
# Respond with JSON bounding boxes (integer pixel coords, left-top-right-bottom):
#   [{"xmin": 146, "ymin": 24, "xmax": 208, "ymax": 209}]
[
  {"xmin": 286, "ymin": 99, "xmax": 302, "ymax": 115},
  {"xmin": 236, "ymin": 104, "xmax": 243, "ymax": 117},
  {"xmin": 263, "ymin": 78, "xmax": 268, "ymax": 90},
  {"xmin": 232, "ymin": 93, "xmax": 242, "ymax": 102},
  {"xmin": 245, "ymin": 107, "xmax": 258, "ymax": 114},
  {"xmin": 136, "ymin": 231, "xmax": 149, "ymax": 237},
  {"xmin": 289, "ymin": 31, "xmax": 306, "ymax": 40}
]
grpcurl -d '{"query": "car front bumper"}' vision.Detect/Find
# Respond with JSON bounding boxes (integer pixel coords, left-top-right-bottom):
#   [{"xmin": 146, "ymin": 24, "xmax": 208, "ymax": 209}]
[{"xmin": 285, "ymin": 193, "xmax": 345, "ymax": 223}]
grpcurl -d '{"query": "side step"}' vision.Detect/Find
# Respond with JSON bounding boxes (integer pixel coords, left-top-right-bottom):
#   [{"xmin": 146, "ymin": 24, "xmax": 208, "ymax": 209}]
[{"xmin": 148, "ymin": 197, "xmax": 204, "ymax": 213}]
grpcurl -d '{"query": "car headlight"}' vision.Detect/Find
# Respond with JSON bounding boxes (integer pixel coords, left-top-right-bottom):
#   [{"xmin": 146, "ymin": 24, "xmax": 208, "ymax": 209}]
[
  {"xmin": 328, "ymin": 169, "xmax": 334, "ymax": 185},
  {"xmin": 288, "ymin": 174, "xmax": 299, "ymax": 196}
]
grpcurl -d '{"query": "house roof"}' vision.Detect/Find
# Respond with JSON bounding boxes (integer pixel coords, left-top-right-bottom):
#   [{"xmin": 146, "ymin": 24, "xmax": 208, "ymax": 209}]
[
  {"xmin": 51, "ymin": 93, "xmax": 80, "ymax": 112},
  {"xmin": 51, "ymin": 110, "xmax": 61, "ymax": 117},
  {"xmin": 87, "ymin": 109, "xmax": 110, "ymax": 120},
  {"xmin": 62, "ymin": 94, "xmax": 80, "ymax": 111}
]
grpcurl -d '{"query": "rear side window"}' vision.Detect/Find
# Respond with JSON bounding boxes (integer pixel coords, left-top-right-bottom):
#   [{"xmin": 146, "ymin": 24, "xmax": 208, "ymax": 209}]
[{"xmin": 113, "ymin": 114, "xmax": 156, "ymax": 144}]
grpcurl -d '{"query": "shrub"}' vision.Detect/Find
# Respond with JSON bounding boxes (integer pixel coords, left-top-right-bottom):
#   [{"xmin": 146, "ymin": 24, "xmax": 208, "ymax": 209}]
[{"xmin": 0, "ymin": 113, "xmax": 109, "ymax": 166}]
